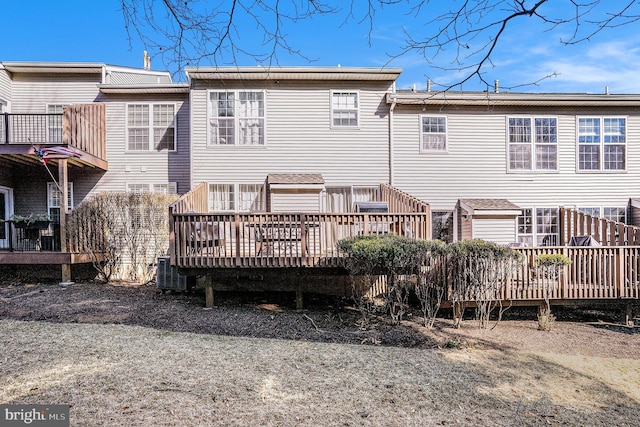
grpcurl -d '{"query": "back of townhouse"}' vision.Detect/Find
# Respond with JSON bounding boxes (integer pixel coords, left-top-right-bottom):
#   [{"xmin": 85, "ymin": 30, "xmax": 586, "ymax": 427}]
[
  {"xmin": 0, "ymin": 62, "xmax": 190, "ymax": 235},
  {"xmin": 390, "ymin": 91, "xmax": 640, "ymax": 245},
  {"xmin": 1, "ymin": 61, "xmax": 639, "ymax": 248}
]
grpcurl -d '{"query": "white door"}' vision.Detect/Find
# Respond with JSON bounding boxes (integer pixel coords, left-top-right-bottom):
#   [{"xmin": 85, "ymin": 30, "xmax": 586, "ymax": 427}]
[{"xmin": 0, "ymin": 187, "xmax": 14, "ymax": 249}]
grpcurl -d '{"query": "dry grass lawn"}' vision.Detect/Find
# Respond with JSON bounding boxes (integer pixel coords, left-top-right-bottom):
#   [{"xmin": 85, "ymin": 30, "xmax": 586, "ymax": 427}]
[{"xmin": 1, "ymin": 318, "xmax": 639, "ymax": 426}]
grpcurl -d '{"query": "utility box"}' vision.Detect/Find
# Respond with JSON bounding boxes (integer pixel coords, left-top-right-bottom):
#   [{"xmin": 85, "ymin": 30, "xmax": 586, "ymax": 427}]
[{"xmin": 156, "ymin": 257, "xmax": 187, "ymax": 292}]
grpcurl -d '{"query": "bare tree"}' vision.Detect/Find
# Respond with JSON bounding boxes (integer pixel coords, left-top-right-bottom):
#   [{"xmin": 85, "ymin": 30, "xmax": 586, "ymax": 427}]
[{"xmin": 119, "ymin": 1, "xmax": 640, "ymax": 88}]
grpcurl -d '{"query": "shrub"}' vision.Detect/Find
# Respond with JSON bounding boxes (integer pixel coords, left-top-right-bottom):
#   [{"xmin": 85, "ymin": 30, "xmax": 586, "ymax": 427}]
[
  {"xmin": 338, "ymin": 234, "xmax": 444, "ymax": 324},
  {"xmin": 446, "ymin": 239, "xmax": 522, "ymax": 329},
  {"xmin": 67, "ymin": 191, "xmax": 178, "ymax": 283},
  {"xmin": 535, "ymin": 253, "xmax": 571, "ymax": 331}
]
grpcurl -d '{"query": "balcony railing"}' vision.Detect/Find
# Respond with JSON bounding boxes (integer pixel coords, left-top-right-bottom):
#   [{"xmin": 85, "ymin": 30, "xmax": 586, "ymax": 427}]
[
  {"xmin": 1, "ymin": 104, "xmax": 106, "ymax": 161},
  {"xmin": 0, "ymin": 221, "xmax": 60, "ymax": 252}
]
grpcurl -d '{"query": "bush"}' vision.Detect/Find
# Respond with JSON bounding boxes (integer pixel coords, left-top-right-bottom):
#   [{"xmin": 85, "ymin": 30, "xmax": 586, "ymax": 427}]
[
  {"xmin": 67, "ymin": 191, "xmax": 178, "ymax": 283},
  {"xmin": 338, "ymin": 234, "xmax": 444, "ymax": 324},
  {"xmin": 446, "ymin": 239, "xmax": 522, "ymax": 329},
  {"xmin": 535, "ymin": 253, "xmax": 571, "ymax": 331}
]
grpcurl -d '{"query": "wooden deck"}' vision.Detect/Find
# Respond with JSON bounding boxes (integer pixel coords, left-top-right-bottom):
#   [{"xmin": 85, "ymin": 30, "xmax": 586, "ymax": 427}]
[{"xmin": 169, "ymin": 184, "xmax": 640, "ymax": 305}]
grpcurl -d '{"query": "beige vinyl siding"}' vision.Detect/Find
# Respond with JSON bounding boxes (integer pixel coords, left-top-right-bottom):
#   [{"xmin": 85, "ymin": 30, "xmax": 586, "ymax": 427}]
[
  {"xmin": 392, "ymin": 106, "xmax": 640, "ymax": 213},
  {"xmin": 270, "ymin": 191, "xmax": 321, "ymax": 212},
  {"xmin": 0, "ymin": 68, "xmax": 11, "ymax": 106},
  {"xmin": 472, "ymin": 217, "xmax": 517, "ymax": 244},
  {"xmin": 190, "ymin": 81, "xmax": 393, "ymax": 189},
  {"xmin": 10, "ymin": 74, "xmax": 101, "ymax": 112},
  {"xmin": 89, "ymin": 94, "xmax": 190, "ymax": 196}
]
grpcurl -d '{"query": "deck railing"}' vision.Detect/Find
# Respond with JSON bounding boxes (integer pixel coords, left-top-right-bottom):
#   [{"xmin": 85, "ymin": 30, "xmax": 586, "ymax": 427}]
[
  {"xmin": 380, "ymin": 183, "xmax": 430, "ymax": 213},
  {"xmin": 63, "ymin": 104, "xmax": 107, "ymax": 160},
  {"xmin": 1, "ymin": 104, "xmax": 106, "ymax": 161},
  {"xmin": 0, "ymin": 222, "xmax": 60, "ymax": 252},
  {"xmin": 171, "ymin": 212, "xmax": 430, "ymax": 268},
  {"xmin": 559, "ymin": 207, "xmax": 640, "ymax": 246},
  {"xmin": 507, "ymin": 246, "xmax": 640, "ymax": 301}
]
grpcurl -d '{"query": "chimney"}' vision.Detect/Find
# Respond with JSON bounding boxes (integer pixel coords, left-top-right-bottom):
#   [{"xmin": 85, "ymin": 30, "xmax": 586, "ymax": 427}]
[
  {"xmin": 427, "ymin": 79, "xmax": 431, "ymax": 92},
  {"xmin": 143, "ymin": 51, "xmax": 151, "ymax": 70},
  {"xmin": 494, "ymin": 79, "xmax": 499, "ymax": 93}
]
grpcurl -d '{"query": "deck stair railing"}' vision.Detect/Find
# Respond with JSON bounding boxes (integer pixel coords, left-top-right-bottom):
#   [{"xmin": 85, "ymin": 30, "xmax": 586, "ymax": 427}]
[{"xmin": 380, "ymin": 183, "xmax": 430, "ymax": 213}]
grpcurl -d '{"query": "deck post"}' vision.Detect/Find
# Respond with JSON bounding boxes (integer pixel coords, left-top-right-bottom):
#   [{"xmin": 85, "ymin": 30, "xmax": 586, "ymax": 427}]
[
  {"xmin": 58, "ymin": 159, "xmax": 71, "ymax": 283},
  {"xmin": 295, "ymin": 284, "xmax": 304, "ymax": 310},
  {"xmin": 205, "ymin": 274, "xmax": 214, "ymax": 308}
]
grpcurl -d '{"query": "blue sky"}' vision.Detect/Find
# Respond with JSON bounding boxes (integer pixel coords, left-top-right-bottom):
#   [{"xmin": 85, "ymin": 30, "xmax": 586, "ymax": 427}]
[{"xmin": 3, "ymin": 1, "xmax": 640, "ymax": 93}]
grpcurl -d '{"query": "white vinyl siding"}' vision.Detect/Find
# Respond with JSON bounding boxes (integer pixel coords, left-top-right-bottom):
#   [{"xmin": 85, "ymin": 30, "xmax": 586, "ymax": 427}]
[
  {"xmin": 208, "ymin": 91, "xmax": 265, "ymax": 146},
  {"xmin": 331, "ymin": 91, "xmax": 359, "ymax": 127},
  {"xmin": 93, "ymin": 97, "xmax": 189, "ymax": 197},
  {"xmin": 127, "ymin": 103, "xmax": 176, "ymax": 151},
  {"xmin": 271, "ymin": 191, "xmax": 320, "ymax": 212},
  {"xmin": 577, "ymin": 117, "xmax": 626, "ymax": 171},
  {"xmin": 191, "ymin": 81, "xmax": 392, "ymax": 190},
  {"xmin": 472, "ymin": 218, "xmax": 517, "ymax": 245},
  {"xmin": 392, "ymin": 109, "xmax": 639, "ymax": 218},
  {"xmin": 420, "ymin": 116, "xmax": 447, "ymax": 152}
]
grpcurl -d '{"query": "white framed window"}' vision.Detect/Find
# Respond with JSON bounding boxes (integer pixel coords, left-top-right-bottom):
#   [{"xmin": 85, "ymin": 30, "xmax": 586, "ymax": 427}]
[
  {"xmin": 323, "ymin": 186, "xmax": 379, "ymax": 213},
  {"xmin": 578, "ymin": 206, "xmax": 626, "ymax": 223},
  {"xmin": 47, "ymin": 182, "xmax": 74, "ymax": 224},
  {"xmin": 208, "ymin": 91, "xmax": 265, "ymax": 146},
  {"xmin": 517, "ymin": 207, "xmax": 559, "ymax": 246},
  {"xmin": 238, "ymin": 184, "xmax": 265, "ymax": 212},
  {"xmin": 508, "ymin": 117, "xmax": 557, "ymax": 171},
  {"xmin": 127, "ymin": 103, "xmax": 176, "ymax": 151},
  {"xmin": 208, "ymin": 183, "xmax": 265, "ymax": 212},
  {"xmin": 420, "ymin": 116, "xmax": 447, "ymax": 152},
  {"xmin": 47, "ymin": 104, "xmax": 66, "ymax": 143},
  {"xmin": 578, "ymin": 117, "xmax": 626, "ymax": 171},
  {"xmin": 331, "ymin": 91, "xmax": 359, "ymax": 127},
  {"xmin": 126, "ymin": 183, "xmax": 177, "ymax": 194}
]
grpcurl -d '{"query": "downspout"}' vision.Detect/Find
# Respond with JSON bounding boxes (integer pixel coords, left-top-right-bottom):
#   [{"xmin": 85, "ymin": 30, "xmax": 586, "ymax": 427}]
[{"xmin": 389, "ymin": 83, "xmax": 397, "ymax": 186}]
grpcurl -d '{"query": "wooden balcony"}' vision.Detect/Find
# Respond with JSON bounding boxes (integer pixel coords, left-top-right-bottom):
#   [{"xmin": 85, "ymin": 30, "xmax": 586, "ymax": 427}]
[{"xmin": 0, "ymin": 103, "xmax": 107, "ymax": 170}]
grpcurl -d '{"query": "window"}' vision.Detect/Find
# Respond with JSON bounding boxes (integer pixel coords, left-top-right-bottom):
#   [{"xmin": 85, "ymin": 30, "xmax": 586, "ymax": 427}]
[
  {"xmin": 238, "ymin": 184, "xmax": 265, "ymax": 212},
  {"xmin": 47, "ymin": 182, "xmax": 73, "ymax": 224},
  {"xmin": 209, "ymin": 91, "xmax": 265, "ymax": 146},
  {"xmin": 517, "ymin": 207, "xmax": 559, "ymax": 246},
  {"xmin": 420, "ymin": 116, "xmax": 447, "ymax": 152},
  {"xmin": 577, "ymin": 207, "xmax": 601, "ymax": 217},
  {"xmin": 126, "ymin": 183, "xmax": 177, "ymax": 194},
  {"xmin": 208, "ymin": 183, "xmax": 265, "ymax": 212},
  {"xmin": 508, "ymin": 117, "xmax": 557, "ymax": 171},
  {"xmin": 604, "ymin": 207, "xmax": 626, "ymax": 223},
  {"xmin": 323, "ymin": 186, "xmax": 378, "ymax": 212},
  {"xmin": 578, "ymin": 117, "xmax": 626, "ymax": 171},
  {"xmin": 47, "ymin": 104, "xmax": 66, "ymax": 143},
  {"xmin": 331, "ymin": 92, "xmax": 358, "ymax": 127},
  {"xmin": 127, "ymin": 104, "xmax": 176, "ymax": 151}
]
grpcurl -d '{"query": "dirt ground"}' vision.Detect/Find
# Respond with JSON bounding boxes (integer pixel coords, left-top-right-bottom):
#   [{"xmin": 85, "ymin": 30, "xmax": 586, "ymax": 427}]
[{"xmin": 0, "ymin": 280, "xmax": 638, "ymax": 355}]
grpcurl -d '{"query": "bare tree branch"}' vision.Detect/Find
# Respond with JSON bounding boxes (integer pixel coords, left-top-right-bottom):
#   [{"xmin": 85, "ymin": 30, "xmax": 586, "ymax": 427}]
[{"xmin": 119, "ymin": 0, "xmax": 640, "ymax": 88}]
